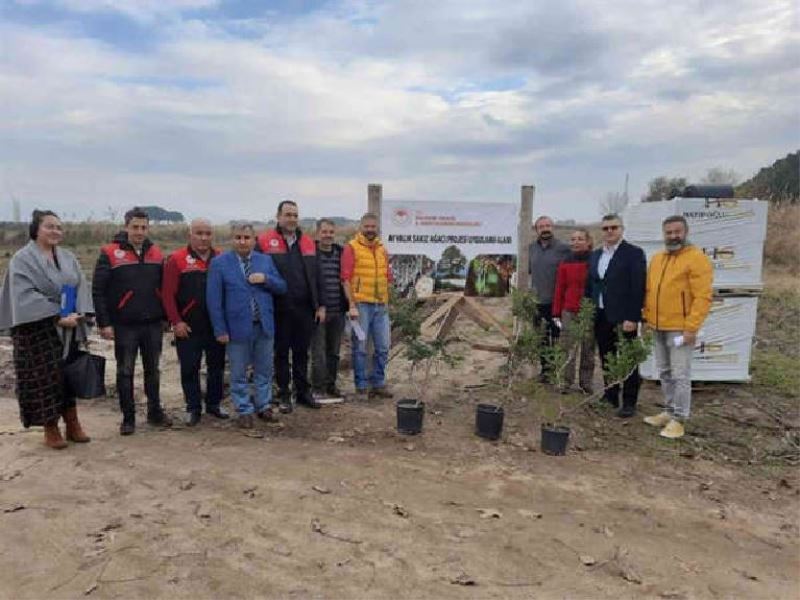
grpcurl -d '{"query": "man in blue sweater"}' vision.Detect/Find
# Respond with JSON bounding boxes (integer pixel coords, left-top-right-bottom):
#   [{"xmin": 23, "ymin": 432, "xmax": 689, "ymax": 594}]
[{"xmin": 207, "ymin": 223, "xmax": 287, "ymax": 428}]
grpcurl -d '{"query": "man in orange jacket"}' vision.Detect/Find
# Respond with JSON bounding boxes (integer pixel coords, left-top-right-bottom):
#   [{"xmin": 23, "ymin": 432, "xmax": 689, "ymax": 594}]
[{"xmin": 642, "ymin": 215, "xmax": 713, "ymax": 439}]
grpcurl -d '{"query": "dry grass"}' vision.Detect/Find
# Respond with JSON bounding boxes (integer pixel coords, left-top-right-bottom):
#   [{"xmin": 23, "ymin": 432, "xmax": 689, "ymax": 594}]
[{"xmin": 764, "ymin": 204, "xmax": 800, "ymax": 274}]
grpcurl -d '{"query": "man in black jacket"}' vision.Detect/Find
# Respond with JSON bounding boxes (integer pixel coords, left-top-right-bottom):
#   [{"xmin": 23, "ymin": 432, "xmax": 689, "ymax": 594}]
[
  {"xmin": 585, "ymin": 214, "xmax": 647, "ymax": 418},
  {"xmin": 93, "ymin": 207, "xmax": 171, "ymax": 435},
  {"xmin": 310, "ymin": 218, "xmax": 347, "ymax": 398},
  {"xmin": 257, "ymin": 200, "xmax": 326, "ymax": 412}
]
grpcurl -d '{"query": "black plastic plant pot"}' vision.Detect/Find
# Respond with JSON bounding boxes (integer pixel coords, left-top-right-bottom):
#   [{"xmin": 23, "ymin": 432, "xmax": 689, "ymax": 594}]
[
  {"xmin": 540, "ymin": 424, "xmax": 570, "ymax": 456},
  {"xmin": 475, "ymin": 404, "xmax": 504, "ymax": 440},
  {"xmin": 396, "ymin": 399, "xmax": 425, "ymax": 435}
]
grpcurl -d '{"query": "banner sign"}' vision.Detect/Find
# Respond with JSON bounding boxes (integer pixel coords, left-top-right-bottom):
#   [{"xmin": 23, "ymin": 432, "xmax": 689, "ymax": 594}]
[{"xmin": 382, "ymin": 201, "xmax": 518, "ymax": 259}]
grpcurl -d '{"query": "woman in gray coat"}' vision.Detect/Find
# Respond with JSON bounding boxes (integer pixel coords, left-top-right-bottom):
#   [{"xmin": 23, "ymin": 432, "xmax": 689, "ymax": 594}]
[{"xmin": 0, "ymin": 210, "xmax": 94, "ymax": 449}]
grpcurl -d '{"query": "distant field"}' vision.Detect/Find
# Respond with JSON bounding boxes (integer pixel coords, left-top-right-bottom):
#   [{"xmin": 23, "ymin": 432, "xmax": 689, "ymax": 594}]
[{"xmin": 0, "ymin": 222, "xmax": 360, "ymax": 277}]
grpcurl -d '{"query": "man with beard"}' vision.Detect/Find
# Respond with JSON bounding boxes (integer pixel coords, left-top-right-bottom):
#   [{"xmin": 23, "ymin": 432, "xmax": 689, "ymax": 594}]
[
  {"xmin": 341, "ymin": 213, "xmax": 393, "ymax": 401},
  {"xmin": 528, "ymin": 216, "xmax": 571, "ymax": 380},
  {"xmin": 257, "ymin": 201, "xmax": 326, "ymax": 413},
  {"xmin": 642, "ymin": 215, "xmax": 712, "ymax": 439}
]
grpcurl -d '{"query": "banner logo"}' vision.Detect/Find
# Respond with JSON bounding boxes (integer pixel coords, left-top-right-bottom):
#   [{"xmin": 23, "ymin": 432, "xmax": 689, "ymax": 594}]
[{"xmin": 391, "ymin": 208, "xmax": 412, "ymax": 227}]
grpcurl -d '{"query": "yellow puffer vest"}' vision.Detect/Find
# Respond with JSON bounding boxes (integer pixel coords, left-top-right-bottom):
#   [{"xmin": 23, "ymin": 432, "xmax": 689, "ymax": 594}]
[{"xmin": 349, "ymin": 233, "xmax": 389, "ymax": 304}]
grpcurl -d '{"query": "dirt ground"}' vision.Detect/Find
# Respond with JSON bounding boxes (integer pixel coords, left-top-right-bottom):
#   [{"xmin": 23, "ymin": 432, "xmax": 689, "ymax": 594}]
[{"xmin": 1, "ymin": 295, "xmax": 799, "ymax": 599}]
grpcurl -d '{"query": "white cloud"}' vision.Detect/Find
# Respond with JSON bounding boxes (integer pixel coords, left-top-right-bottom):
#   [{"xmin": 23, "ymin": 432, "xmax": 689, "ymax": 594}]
[{"xmin": 0, "ymin": 0, "xmax": 798, "ymax": 223}]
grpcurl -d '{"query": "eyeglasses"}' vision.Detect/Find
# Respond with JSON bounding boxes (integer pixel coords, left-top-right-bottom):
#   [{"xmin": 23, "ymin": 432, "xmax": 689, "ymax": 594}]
[{"xmin": 602, "ymin": 225, "xmax": 620, "ymax": 231}]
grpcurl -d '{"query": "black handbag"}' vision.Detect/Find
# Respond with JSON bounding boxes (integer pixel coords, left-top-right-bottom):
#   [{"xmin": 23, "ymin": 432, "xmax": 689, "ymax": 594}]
[{"xmin": 63, "ymin": 350, "xmax": 106, "ymax": 399}]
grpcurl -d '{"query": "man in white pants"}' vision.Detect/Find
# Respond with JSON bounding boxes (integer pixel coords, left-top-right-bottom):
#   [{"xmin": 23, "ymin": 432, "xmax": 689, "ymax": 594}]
[{"xmin": 642, "ymin": 215, "xmax": 713, "ymax": 439}]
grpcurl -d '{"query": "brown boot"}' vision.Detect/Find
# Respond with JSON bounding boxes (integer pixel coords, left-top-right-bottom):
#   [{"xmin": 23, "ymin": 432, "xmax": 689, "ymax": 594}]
[
  {"xmin": 64, "ymin": 406, "xmax": 91, "ymax": 443},
  {"xmin": 43, "ymin": 421, "xmax": 68, "ymax": 450}
]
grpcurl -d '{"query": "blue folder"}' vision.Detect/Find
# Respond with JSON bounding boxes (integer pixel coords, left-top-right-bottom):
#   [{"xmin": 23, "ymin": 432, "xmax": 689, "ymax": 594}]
[{"xmin": 60, "ymin": 285, "xmax": 77, "ymax": 317}]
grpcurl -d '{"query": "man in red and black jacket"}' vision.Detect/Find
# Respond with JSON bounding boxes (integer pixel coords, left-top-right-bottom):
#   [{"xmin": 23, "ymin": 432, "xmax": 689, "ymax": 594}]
[
  {"xmin": 92, "ymin": 207, "xmax": 171, "ymax": 435},
  {"xmin": 257, "ymin": 200, "xmax": 326, "ymax": 413},
  {"xmin": 162, "ymin": 218, "xmax": 229, "ymax": 426}
]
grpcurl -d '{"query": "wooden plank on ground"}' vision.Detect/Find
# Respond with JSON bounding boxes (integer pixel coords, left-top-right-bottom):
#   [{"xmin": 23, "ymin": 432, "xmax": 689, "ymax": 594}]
[
  {"xmin": 461, "ymin": 296, "xmax": 513, "ymax": 339},
  {"xmin": 471, "ymin": 342, "xmax": 510, "ymax": 353},
  {"xmin": 388, "ymin": 343, "xmax": 405, "ymax": 362},
  {"xmin": 434, "ymin": 301, "xmax": 462, "ymax": 340},
  {"xmin": 420, "ymin": 294, "xmax": 463, "ymax": 337}
]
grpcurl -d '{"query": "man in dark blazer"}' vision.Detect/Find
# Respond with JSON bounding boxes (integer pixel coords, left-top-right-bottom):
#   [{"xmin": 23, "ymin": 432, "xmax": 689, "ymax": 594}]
[{"xmin": 585, "ymin": 214, "xmax": 647, "ymax": 417}]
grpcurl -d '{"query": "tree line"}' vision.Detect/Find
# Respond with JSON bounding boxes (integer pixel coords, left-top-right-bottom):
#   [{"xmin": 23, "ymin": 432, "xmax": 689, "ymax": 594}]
[{"xmin": 640, "ymin": 150, "xmax": 799, "ymax": 204}]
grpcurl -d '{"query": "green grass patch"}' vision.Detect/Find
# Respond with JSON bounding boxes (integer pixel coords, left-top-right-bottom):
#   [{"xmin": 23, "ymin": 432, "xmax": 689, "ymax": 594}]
[{"xmin": 751, "ymin": 348, "xmax": 800, "ymax": 397}]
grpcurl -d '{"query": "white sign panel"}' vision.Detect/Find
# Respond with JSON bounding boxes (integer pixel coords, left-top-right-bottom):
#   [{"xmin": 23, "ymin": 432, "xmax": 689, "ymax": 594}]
[{"xmin": 382, "ymin": 201, "xmax": 518, "ymax": 259}]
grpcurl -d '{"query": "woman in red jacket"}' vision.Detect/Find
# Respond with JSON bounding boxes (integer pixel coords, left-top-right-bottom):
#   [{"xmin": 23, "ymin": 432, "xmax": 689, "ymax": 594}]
[{"xmin": 552, "ymin": 228, "xmax": 595, "ymax": 393}]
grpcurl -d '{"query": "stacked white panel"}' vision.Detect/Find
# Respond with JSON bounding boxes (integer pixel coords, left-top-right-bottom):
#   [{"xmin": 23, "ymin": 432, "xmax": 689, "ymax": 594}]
[
  {"xmin": 639, "ymin": 296, "xmax": 758, "ymax": 382},
  {"xmin": 623, "ymin": 198, "xmax": 767, "ymax": 289}
]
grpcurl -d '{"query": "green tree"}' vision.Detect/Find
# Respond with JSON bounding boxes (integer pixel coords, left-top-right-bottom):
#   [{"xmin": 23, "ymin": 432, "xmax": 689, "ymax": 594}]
[
  {"xmin": 736, "ymin": 151, "xmax": 799, "ymax": 205},
  {"xmin": 439, "ymin": 245, "xmax": 467, "ymax": 278},
  {"xmin": 140, "ymin": 206, "xmax": 185, "ymax": 223}
]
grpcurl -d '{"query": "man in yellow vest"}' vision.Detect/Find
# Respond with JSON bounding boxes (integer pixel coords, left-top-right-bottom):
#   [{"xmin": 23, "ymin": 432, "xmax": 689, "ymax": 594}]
[
  {"xmin": 341, "ymin": 213, "xmax": 393, "ymax": 401},
  {"xmin": 642, "ymin": 215, "xmax": 713, "ymax": 439}
]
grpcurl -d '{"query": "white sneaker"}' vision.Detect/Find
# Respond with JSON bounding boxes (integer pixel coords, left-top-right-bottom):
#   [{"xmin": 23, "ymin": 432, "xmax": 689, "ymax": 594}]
[
  {"xmin": 660, "ymin": 419, "xmax": 685, "ymax": 439},
  {"xmin": 643, "ymin": 411, "xmax": 671, "ymax": 427}
]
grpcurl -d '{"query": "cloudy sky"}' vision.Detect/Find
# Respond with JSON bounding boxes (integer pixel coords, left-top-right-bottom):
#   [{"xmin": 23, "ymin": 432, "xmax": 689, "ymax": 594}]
[{"xmin": 1, "ymin": 0, "xmax": 798, "ymax": 224}]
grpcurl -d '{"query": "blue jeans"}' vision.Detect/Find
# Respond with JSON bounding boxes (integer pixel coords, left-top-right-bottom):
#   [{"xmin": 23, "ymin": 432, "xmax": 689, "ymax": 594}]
[
  {"xmin": 351, "ymin": 302, "xmax": 390, "ymax": 391},
  {"xmin": 227, "ymin": 329, "xmax": 273, "ymax": 416}
]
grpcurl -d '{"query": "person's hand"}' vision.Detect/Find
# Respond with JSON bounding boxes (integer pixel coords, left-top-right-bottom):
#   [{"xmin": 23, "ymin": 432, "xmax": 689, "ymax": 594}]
[
  {"xmin": 216, "ymin": 334, "xmax": 230, "ymax": 345},
  {"xmin": 58, "ymin": 314, "xmax": 80, "ymax": 328},
  {"xmin": 641, "ymin": 322, "xmax": 653, "ymax": 335},
  {"xmin": 174, "ymin": 321, "xmax": 192, "ymax": 339},
  {"xmin": 348, "ymin": 305, "xmax": 359, "ymax": 320},
  {"xmin": 248, "ymin": 272, "xmax": 266, "ymax": 285},
  {"xmin": 682, "ymin": 330, "xmax": 697, "ymax": 347},
  {"xmin": 100, "ymin": 326, "xmax": 114, "ymax": 340},
  {"xmin": 622, "ymin": 320, "xmax": 638, "ymax": 333},
  {"xmin": 315, "ymin": 306, "xmax": 326, "ymax": 323}
]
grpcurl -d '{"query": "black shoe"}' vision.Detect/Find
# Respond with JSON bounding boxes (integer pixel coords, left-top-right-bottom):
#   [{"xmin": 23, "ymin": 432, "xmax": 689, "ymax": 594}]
[
  {"xmin": 326, "ymin": 385, "xmax": 343, "ymax": 398},
  {"xmin": 617, "ymin": 404, "xmax": 637, "ymax": 419},
  {"xmin": 147, "ymin": 410, "xmax": 173, "ymax": 427},
  {"xmin": 603, "ymin": 395, "xmax": 620, "ymax": 409},
  {"xmin": 206, "ymin": 407, "xmax": 230, "ymax": 420},
  {"xmin": 278, "ymin": 389, "xmax": 294, "ymax": 414},
  {"xmin": 120, "ymin": 420, "xmax": 135, "ymax": 436},
  {"xmin": 296, "ymin": 391, "xmax": 321, "ymax": 409},
  {"xmin": 185, "ymin": 411, "xmax": 202, "ymax": 427}
]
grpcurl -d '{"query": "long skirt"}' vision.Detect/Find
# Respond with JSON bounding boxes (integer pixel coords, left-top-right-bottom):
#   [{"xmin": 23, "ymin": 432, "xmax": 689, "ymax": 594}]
[{"xmin": 11, "ymin": 317, "xmax": 73, "ymax": 428}]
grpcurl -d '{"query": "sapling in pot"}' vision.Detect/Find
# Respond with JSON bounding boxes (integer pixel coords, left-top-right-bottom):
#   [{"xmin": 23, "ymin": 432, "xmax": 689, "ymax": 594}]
[{"xmin": 389, "ymin": 291, "xmax": 462, "ymax": 434}]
